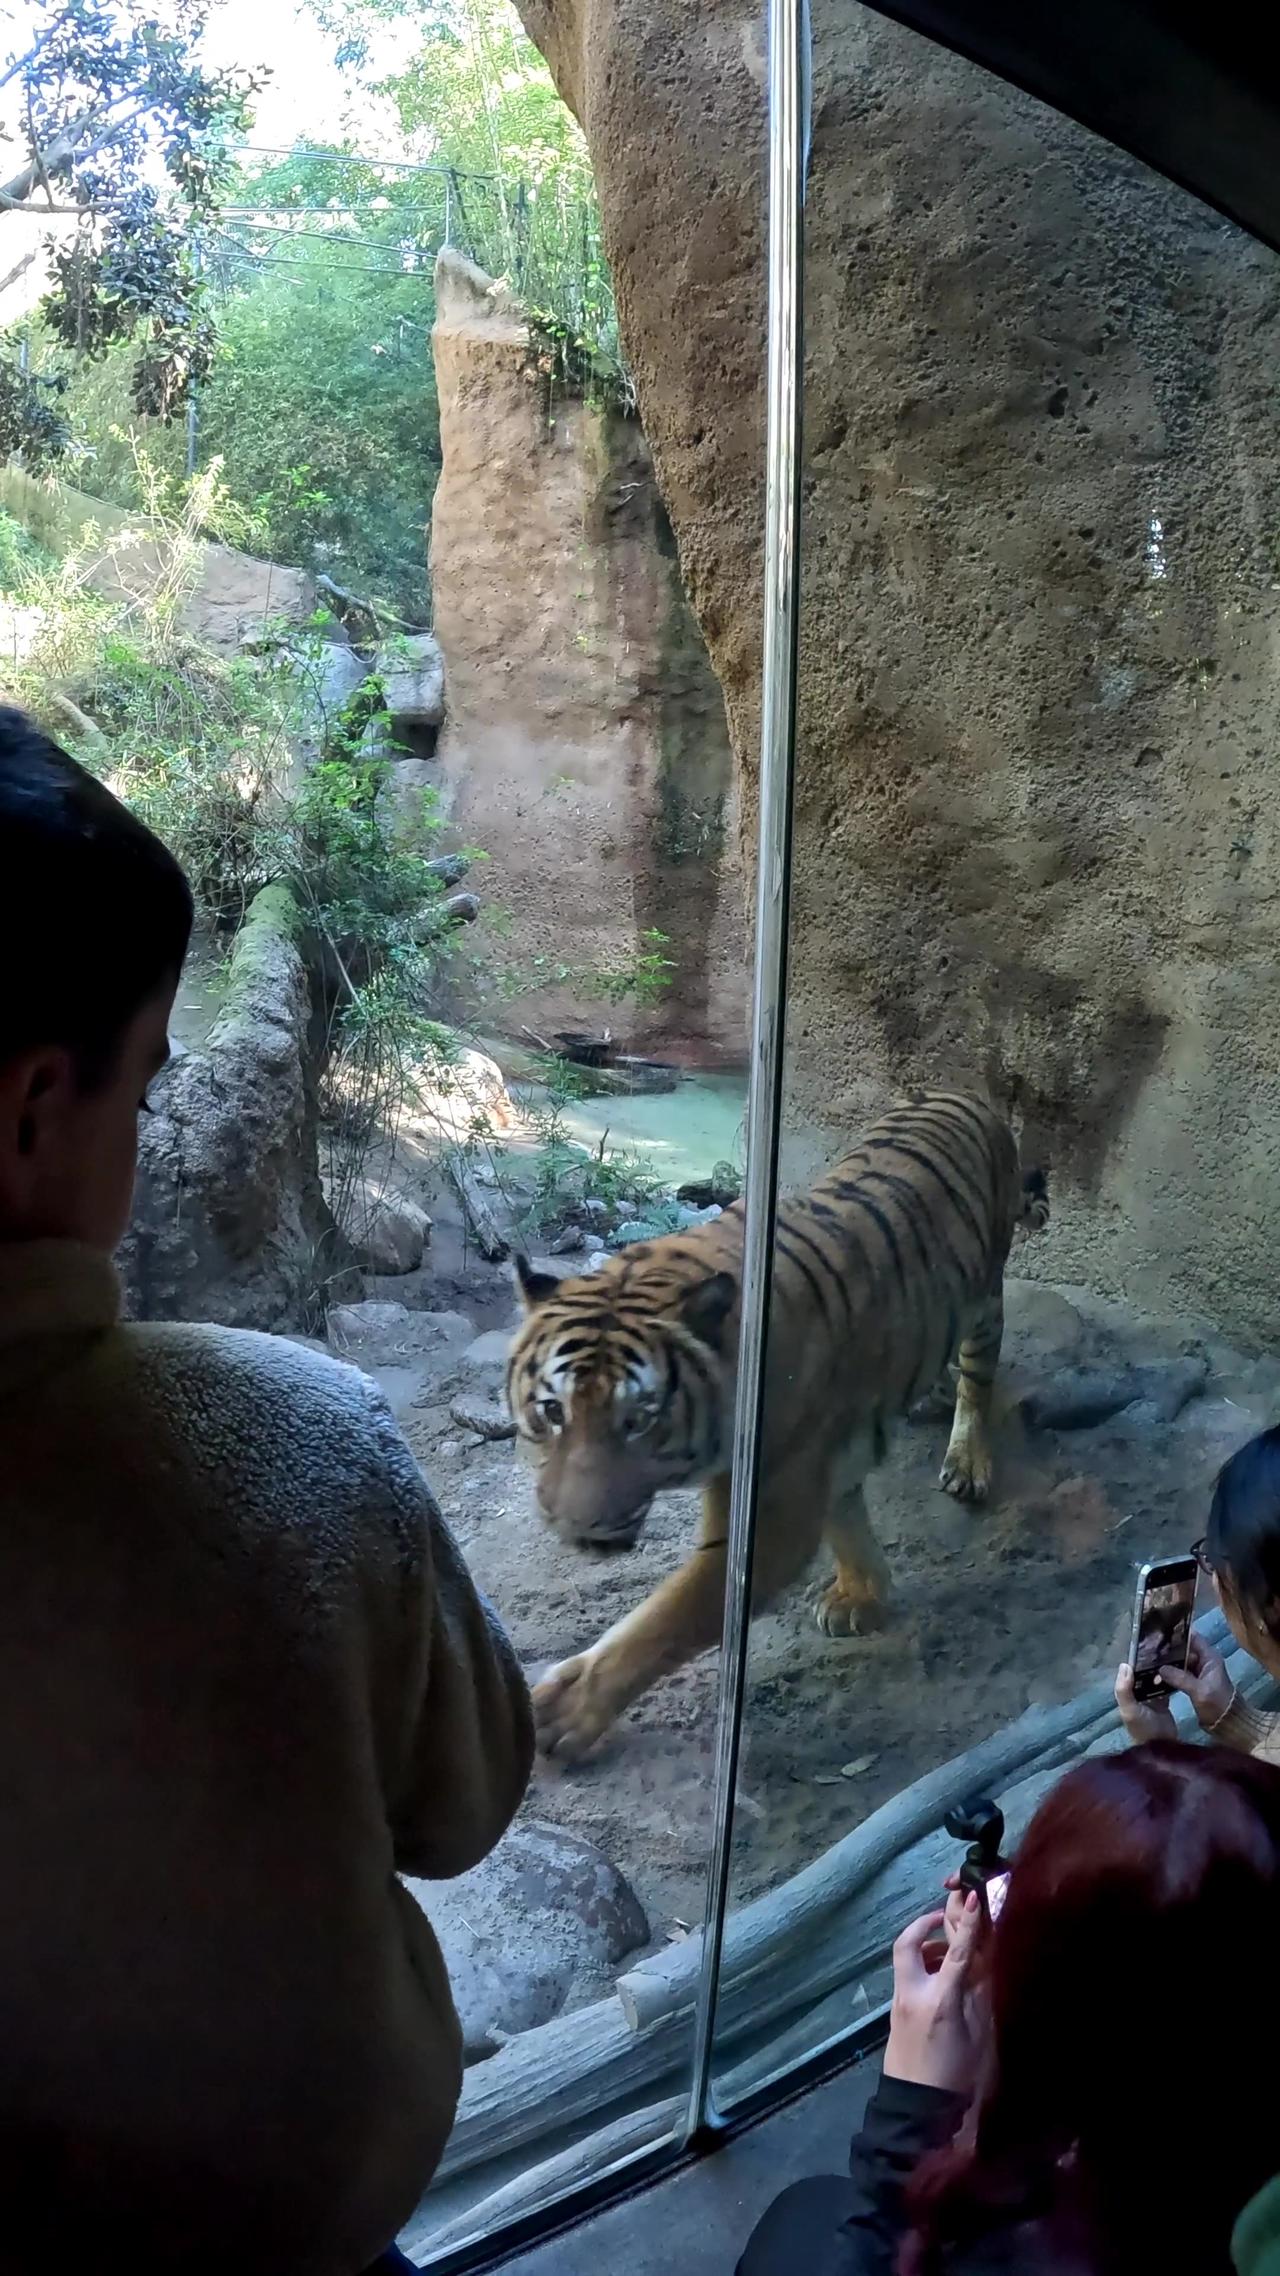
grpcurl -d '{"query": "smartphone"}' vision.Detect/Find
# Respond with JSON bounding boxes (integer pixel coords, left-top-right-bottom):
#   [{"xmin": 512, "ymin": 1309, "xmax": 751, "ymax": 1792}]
[{"xmin": 1128, "ymin": 1555, "xmax": 1199, "ymax": 1701}]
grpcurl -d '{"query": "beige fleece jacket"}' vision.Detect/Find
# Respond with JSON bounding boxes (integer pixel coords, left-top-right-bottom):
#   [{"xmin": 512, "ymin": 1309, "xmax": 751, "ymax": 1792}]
[{"xmin": 0, "ymin": 1240, "xmax": 533, "ymax": 2275}]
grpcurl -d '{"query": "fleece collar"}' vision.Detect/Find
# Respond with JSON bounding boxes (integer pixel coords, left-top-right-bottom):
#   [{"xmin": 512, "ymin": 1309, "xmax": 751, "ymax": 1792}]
[{"xmin": 0, "ymin": 1241, "xmax": 121, "ymax": 1357}]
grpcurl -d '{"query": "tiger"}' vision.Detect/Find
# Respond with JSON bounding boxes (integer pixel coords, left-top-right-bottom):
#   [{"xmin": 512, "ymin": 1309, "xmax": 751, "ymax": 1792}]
[{"xmin": 507, "ymin": 1090, "xmax": 1049, "ymax": 1760}]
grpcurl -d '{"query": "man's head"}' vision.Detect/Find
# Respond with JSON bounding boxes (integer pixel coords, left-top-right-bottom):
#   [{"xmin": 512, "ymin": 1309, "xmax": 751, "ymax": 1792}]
[{"xmin": 0, "ymin": 708, "xmax": 193, "ymax": 1252}]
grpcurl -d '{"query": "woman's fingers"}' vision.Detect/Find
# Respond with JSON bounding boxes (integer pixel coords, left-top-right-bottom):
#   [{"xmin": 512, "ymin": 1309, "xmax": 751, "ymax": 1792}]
[
  {"xmin": 1157, "ymin": 1661, "xmax": 1192, "ymax": 1694},
  {"xmin": 893, "ymin": 1909, "xmax": 947, "ymax": 1979},
  {"xmin": 940, "ymin": 1889, "xmax": 982, "ymax": 1975}
]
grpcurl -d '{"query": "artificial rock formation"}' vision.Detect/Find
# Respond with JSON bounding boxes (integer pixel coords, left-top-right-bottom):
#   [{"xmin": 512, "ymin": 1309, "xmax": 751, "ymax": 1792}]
[
  {"xmin": 429, "ymin": 248, "xmax": 749, "ymax": 1063},
  {"xmin": 517, "ymin": 0, "xmax": 1280, "ymax": 1340},
  {"xmin": 118, "ymin": 887, "xmax": 351, "ymax": 1332}
]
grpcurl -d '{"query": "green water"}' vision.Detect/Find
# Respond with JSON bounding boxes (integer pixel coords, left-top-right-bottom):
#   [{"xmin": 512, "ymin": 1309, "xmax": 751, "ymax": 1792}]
[{"xmin": 534, "ymin": 1071, "xmax": 747, "ymax": 1188}]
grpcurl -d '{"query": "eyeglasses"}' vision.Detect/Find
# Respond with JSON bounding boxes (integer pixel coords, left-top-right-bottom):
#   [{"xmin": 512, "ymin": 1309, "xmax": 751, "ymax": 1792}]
[{"xmin": 1191, "ymin": 1537, "xmax": 1215, "ymax": 1578}]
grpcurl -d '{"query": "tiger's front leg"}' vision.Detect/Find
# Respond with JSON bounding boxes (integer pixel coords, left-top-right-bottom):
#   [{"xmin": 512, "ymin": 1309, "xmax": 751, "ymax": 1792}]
[
  {"xmin": 532, "ymin": 1467, "xmax": 820, "ymax": 1760},
  {"xmin": 532, "ymin": 1475, "xmax": 734, "ymax": 1761}
]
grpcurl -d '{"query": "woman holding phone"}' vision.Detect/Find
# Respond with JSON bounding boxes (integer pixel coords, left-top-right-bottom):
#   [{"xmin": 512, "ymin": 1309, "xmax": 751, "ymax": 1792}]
[
  {"xmin": 737, "ymin": 1744, "xmax": 1280, "ymax": 2276},
  {"xmin": 1115, "ymin": 1423, "xmax": 1280, "ymax": 1757}
]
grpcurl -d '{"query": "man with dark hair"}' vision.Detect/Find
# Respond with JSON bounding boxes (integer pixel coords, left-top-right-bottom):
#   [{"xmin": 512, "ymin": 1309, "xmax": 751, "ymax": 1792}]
[{"xmin": 0, "ymin": 709, "xmax": 533, "ymax": 2272}]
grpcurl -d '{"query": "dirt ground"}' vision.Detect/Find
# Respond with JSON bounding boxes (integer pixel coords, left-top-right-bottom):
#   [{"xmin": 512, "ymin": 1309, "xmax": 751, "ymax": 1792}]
[{"xmin": 370, "ymin": 1240, "xmax": 1280, "ymax": 1967}]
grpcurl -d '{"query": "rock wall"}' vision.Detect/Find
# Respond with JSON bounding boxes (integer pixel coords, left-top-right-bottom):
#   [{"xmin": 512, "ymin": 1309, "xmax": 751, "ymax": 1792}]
[
  {"xmin": 118, "ymin": 886, "xmax": 352, "ymax": 1332},
  {"xmin": 429, "ymin": 250, "xmax": 749, "ymax": 1064},
  {"xmin": 516, "ymin": 0, "xmax": 1280, "ymax": 1342}
]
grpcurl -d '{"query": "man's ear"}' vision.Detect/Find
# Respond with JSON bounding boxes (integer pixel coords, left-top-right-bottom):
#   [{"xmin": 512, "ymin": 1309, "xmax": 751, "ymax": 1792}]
[
  {"xmin": 677, "ymin": 1270, "xmax": 738, "ymax": 1352},
  {"xmin": 513, "ymin": 1253, "xmax": 561, "ymax": 1310},
  {"xmin": 0, "ymin": 1049, "xmax": 71, "ymax": 1164}
]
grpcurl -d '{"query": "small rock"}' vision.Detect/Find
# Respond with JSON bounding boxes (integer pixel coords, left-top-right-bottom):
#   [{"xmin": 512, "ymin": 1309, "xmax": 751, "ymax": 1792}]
[
  {"xmin": 582, "ymin": 1197, "xmax": 609, "ymax": 1220},
  {"xmin": 840, "ymin": 1753, "xmax": 879, "ymax": 1778},
  {"xmin": 613, "ymin": 1219, "xmax": 666, "ymax": 1247},
  {"xmin": 582, "ymin": 1232, "xmax": 606, "ymax": 1254},
  {"xmin": 549, "ymin": 1226, "xmax": 585, "ymax": 1255},
  {"xmin": 449, "ymin": 1397, "xmax": 517, "ymax": 1442},
  {"xmin": 463, "ymin": 1329, "xmax": 514, "ymax": 1370}
]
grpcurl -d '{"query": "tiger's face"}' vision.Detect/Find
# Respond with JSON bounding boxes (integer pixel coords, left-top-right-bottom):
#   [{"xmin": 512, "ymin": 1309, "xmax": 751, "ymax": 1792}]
[{"xmin": 506, "ymin": 1254, "xmax": 738, "ymax": 1549}]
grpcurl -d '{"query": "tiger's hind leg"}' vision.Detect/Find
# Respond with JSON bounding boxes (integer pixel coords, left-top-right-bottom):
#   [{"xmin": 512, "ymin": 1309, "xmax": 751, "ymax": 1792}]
[
  {"xmin": 939, "ymin": 1290, "xmax": 1003, "ymax": 1504},
  {"xmin": 816, "ymin": 1447, "xmax": 892, "ymax": 1637}
]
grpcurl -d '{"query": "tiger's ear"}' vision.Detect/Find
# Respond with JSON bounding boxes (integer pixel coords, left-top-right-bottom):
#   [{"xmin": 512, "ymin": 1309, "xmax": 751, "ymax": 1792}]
[
  {"xmin": 513, "ymin": 1254, "xmax": 560, "ymax": 1310},
  {"xmin": 678, "ymin": 1270, "xmax": 738, "ymax": 1351}
]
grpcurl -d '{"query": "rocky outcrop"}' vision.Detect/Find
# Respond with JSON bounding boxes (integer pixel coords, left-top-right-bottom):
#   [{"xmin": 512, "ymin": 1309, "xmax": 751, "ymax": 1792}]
[
  {"xmin": 118, "ymin": 886, "xmax": 353, "ymax": 1331},
  {"xmin": 516, "ymin": 0, "xmax": 1280, "ymax": 1341},
  {"xmin": 0, "ymin": 467, "xmax": 312, "ymax": 655},
  {"xmin": 429, "ymin": 249, "xmax": 749, "ymax": 1064}
]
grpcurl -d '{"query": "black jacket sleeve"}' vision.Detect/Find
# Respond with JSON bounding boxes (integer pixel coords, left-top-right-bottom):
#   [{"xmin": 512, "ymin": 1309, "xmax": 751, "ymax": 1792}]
[{"xmin": 837, "ymin": 2073, "xmax": 967, "ymax": 2271}]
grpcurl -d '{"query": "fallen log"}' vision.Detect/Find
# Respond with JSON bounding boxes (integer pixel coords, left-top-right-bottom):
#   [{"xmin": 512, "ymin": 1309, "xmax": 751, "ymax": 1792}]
[
  {"xmin": 617, "ymin": 1606, "xmax": 1248, "ymax": 2032},
  {"xmin": 447, "ymin": 1150, "xmax": 510, "ymax": 1262},
  {"xmin": 413, "ymin": 2095, "xmax": 685, "ymax": 2258}
]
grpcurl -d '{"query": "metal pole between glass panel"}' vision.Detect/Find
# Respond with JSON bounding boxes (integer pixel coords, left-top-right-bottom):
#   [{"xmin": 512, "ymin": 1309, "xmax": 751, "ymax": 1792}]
[{"xmin": 684, "ymin": 0, "xmax": 807, "ymax": 2140}]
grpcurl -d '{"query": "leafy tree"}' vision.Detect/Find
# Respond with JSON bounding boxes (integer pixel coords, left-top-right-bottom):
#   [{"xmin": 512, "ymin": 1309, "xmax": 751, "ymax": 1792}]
[
  {"xmin": 0, "ymin": 0, "xmax": 263, "ymax": 461},
  {"xmin": 195, "ymin": 151, "xmax": 441, "ymax": 616}
]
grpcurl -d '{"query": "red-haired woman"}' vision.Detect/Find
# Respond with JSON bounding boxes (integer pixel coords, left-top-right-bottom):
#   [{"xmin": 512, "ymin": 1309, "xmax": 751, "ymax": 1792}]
[{"xmin": 737, "ymin": 1744, "xmax": 1280, "ymax": 2276}]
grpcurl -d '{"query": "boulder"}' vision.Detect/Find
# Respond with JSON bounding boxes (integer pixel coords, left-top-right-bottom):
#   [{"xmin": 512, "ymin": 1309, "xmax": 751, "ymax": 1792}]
[
  {"xmin": 303, "ymin": 637, "xmax": 370, "ymax": 722},
  {"xmin": 377, "ymin": 631, "xmax": 445, "ymax": 730},
  {"xmin": 400, "ymin": 1044, "xmax": 520, "ymax": 1148},
  {"xmin": 348, "ymin": 1185, "xmax": 432, "ymax": 1276},
  {"xmin": 402, "ymin": 1820, "xmax": 649, "ymax": 2060},
  {"xmin": 117, "ymin": 886, "xmax": 355, "ymax": 1331}
]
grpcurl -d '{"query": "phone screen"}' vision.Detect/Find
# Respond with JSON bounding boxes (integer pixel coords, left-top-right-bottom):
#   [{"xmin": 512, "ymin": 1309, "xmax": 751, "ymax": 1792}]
[
  {"xmin": 1131, "ymin": 1561, "xmax": 1198, "ymax": 1700},
  {"xmin": 985, "ymin": 1869, "xmax": 1011, "ymax": 1923}
]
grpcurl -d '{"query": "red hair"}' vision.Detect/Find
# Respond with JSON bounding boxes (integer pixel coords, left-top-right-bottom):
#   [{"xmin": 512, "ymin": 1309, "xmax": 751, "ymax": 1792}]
[{"xmin": 902, "ymin": 1743, "xmax": 1280, "ymax": 2274}]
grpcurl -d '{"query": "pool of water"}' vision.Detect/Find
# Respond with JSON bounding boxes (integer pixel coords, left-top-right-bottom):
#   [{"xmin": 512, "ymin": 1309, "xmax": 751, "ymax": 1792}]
[{"xmin": 553, "ymin": 1072, "xmax": 745, "ymax": 1187}]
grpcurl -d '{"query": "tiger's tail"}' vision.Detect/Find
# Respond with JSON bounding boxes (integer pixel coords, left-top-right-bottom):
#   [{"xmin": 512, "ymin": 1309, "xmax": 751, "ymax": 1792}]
[{"xmin": 1019, "ymin": 1163, "xmax": 1050, "ymax": 1235}]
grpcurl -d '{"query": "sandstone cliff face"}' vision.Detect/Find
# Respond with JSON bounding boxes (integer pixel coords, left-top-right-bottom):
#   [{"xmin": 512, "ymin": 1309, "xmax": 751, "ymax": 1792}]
[
  {"xmin": 517, "ymin": 0, "xmax": 1280, "ymax": 1340},
  {"xmin": 429, "ymin": 250, "xmax": 748, "ymax": 1063}
]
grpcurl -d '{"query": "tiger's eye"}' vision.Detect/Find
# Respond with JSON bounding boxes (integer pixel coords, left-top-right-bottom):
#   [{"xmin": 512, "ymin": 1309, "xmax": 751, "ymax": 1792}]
[{"xmin": 541, "ymin": 1397, "xmax": 565, "ymax": 1429}]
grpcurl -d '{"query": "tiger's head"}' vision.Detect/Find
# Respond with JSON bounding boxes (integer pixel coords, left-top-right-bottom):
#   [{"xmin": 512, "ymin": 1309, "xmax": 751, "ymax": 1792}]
[{"xmin": 505, "ymin": 1251, "xmax": 738, "ymax": 1549}]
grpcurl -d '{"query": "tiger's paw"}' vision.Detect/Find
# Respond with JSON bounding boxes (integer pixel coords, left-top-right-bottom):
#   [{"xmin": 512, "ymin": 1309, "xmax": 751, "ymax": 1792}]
[
  {"xmin": 815, "ymin": 1579, "xmax": 889, "ymax": 1638},
  {"xmin": 532, "ymin": 1653, "xmax": 614, "ymax": 1763},
  {"xmin": 939, "ymin": 1438, "xmax": 992, "ymax": 1504}
]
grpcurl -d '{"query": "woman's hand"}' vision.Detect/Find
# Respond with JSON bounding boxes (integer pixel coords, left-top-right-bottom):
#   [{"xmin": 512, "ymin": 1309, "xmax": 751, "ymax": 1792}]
[
  {"xmin": 883, "ymin": 1893, "xmax": 986, "ymax": 2094},
  {"xmin": 1159, "ymin": 1630, "xmax": 1236, "ymax": 1731},
  {"xmin": 1115, "ymin": 1661, "xmax": 1177, "ymax": 1744}
]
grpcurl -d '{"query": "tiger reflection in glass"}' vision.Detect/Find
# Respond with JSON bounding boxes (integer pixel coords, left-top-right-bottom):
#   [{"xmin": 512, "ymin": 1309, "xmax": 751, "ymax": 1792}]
[{"xmin": 507, "ymin": 1091, "xmax": 1049, "ymax": 1759}]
